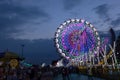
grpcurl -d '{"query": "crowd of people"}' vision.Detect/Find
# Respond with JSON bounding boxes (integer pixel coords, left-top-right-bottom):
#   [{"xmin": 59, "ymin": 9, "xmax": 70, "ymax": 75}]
[
  {"xmin": 82, "ymin": 65, "xmax": 120, "ymax": 80},
  {"xmin": 0, "ymin": 64, "xmax": 120, "ymax": 80},
  {"xmin": 0, "ymin": 64, "xmax": 79, "ymax": 80},
  {"xmin": 0, "ymin": 65, "xmax": 41, "ymax": 80}
]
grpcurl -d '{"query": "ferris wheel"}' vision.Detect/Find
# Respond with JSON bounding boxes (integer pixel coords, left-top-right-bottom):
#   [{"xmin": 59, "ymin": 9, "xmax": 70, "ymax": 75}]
[{"xmin": 55, "ymin": 19, "xmax": 100, "ymax": 61}]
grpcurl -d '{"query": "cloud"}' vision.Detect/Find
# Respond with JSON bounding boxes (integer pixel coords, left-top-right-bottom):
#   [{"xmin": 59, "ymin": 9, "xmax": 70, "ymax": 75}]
[
  {"xmin": 93, "ymin": 4, "xmax": 111, "ymax": 22},
  {"xmin": 0, "ymin": 0, "xmax": 50, "ymax": 34},
  {"xmin": 63, "ymin": 0, "xmax": 82, "ymax": 10},
  {"xmin": 6, "ymin": 17, "xmax": 54, "ymax": 40},
  {"xmin": 111, "ymin": 17, "xmax": 120, "ymax": 27}
]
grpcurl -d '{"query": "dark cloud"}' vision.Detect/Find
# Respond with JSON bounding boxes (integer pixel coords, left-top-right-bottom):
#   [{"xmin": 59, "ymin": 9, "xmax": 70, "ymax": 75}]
[
  {"xmin": 118, "ymin": 13, "xmax": 120, "ymax": 16},
  {"xmin": 93, "ymin": 4, "xmax": 111, "ymax": 22},
  {"xmin": 0, "ymin": 1, "xmax": 50, "ymax": 32},
  {"xmin": 63, "ymin": 0, "xmax": 82, "ymax": 10},
  {"xmin": 0, "ymin": 38, "xmax": 59, "ymax": 64},
  {"xmin": 111, "ymin": 17, "xmax": 120, "ymax": 27}
]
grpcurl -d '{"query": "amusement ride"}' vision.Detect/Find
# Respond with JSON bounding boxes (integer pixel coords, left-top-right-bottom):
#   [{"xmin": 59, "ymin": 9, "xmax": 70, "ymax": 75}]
[{"xmin": 54, "ymin": 19, "xmax": 119, "ymax": 69}]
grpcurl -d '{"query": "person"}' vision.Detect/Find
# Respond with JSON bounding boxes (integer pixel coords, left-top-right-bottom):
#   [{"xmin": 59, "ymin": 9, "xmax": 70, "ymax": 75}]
[
  {"xmin": 62, "ymin": 67, "xmax": 70, "ymax": 80},
  {"xmin": 87, "ymin": 67, "xmax": 93, "ymax": 80},
  {"xmin": 109, "ymin": 65, "xmax": 113, "ymax": 75},
  {"xmin": 12, "ymin": 72, "xmax": 18, "ymax": 80},
  {"xmin": 62, "ymin": 68, "xmax": 65, "ymax": 80}
]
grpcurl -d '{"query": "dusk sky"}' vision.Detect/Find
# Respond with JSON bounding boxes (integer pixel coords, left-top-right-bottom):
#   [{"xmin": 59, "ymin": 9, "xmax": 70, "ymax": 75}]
[{"xmin": 0, "ymin": 0, "xmax": 120, "ymax": 64}]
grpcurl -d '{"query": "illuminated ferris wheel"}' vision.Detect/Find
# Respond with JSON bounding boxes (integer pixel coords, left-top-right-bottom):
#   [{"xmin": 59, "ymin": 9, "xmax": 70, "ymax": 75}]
[{"xmin": 55, "ymin": 19, "xmax": 100, "ymax": 61}]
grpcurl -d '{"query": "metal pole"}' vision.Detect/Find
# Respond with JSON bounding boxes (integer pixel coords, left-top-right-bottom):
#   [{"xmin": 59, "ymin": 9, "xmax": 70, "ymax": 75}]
[{"xmin": 21, "ymin": 44, "xmax": 24, "ymax": 58}]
